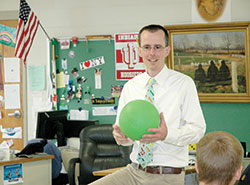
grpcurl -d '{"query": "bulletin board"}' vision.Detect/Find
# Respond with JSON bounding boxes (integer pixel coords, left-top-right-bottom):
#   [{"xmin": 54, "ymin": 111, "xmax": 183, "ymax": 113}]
[{"xmin": 51, "ymin": 39, "xmax": 125, "ymax": 124}]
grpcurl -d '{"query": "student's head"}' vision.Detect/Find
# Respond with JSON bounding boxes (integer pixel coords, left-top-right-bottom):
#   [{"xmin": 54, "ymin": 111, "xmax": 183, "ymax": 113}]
[
  {"xmin": 196, "ymin": 131, "xmax": 243, "ymax": 185},
  {"xmin": 138, "ymin": 24, "xmax": 170, "ymax": 76}
]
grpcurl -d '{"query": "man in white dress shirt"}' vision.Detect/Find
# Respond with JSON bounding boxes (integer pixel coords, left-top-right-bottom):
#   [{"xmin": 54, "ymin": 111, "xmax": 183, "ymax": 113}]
[{"xmin": 90, "ymin": 24, "xmax": 206, "ymax": 185}]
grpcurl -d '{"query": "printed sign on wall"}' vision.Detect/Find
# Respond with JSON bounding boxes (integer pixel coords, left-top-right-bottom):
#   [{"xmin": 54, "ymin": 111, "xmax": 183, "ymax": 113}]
[
  {"xmin": 79, "ymin": 56, "xmax": 105, "ymax": 71},
  {"xmin": 115, "ymin": 33, "xmax": 145, "ymax": 81}
]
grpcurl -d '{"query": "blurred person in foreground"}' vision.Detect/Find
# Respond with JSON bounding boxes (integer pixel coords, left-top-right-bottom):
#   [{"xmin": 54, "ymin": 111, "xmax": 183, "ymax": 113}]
[{"xmin": 196, "ymin": 131, "xmax": 243, "ymax": 185}]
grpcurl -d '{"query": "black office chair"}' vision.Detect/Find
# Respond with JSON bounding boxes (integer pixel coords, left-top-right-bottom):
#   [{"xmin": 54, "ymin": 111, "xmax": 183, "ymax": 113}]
[
  {"xmin": 238, "ymin": 164, "xmax": 250, "ymax": 185},
  {"xmin": 68, "ymin": 124, "xmax": 132, "ymax": 185}
]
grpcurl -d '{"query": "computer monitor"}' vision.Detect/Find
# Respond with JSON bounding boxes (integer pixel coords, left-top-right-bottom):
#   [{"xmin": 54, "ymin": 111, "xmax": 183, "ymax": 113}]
[
  {"xmin": 63, "ymin": 120, "xmax": 99, "ymax": 138},
  {"xmin": 36, "ymin": 110, "xmax": 68, "ymax": 146}
]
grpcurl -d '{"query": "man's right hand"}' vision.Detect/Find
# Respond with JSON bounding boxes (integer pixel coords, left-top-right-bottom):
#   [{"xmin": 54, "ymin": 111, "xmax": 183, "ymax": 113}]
[{"xmin": 112, "ymin": 124, "xmax": 132, "ymax": 145}]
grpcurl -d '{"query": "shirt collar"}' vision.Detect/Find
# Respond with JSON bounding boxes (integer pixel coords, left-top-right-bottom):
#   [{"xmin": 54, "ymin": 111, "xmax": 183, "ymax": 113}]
[
  {"xmin": 155, "ymin": 65, "xmax": 169, "ymax": 86},
  {"xmin": 144, "ymin": 65, "xmax": 169, "ymax": 87}
]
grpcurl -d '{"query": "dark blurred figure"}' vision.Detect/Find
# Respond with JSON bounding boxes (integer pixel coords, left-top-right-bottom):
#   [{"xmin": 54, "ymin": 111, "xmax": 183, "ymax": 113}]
[
  {"xmin": 207, "ymin": 60, "xmax": 219, "ymax": 82},
  {"xmin": 195, "ymin": 64, "xmax": 206, "ymax": 83},
  {"xmin": 218, "ymin": 60, "xmax": 231, "ymax": 81}
]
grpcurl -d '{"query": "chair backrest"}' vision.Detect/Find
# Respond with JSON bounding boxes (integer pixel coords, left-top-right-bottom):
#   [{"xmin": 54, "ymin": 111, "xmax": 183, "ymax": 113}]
[
  {"xmin": 78, "ymin": 124, "xmax": 132, "ymax": 184},
  {"xmin": 238, "ymin": 164, "xmax": 250, "ymax": 185}
]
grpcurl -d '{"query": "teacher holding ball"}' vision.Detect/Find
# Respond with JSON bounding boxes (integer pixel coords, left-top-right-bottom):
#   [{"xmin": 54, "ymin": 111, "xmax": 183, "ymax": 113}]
[{"xmin": 90, "ymin": 24, "xmax": 206, "ymax": 185}]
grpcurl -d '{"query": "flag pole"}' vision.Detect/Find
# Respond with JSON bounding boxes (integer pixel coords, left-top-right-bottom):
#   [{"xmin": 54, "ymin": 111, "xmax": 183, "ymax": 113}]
[
  {"xmin": 39, "ymin": 22, "xmax": 51, "ymax": 41},
  {"xmin": 51, "ymin": 42, "xmax": 57, "ymax": 110}
]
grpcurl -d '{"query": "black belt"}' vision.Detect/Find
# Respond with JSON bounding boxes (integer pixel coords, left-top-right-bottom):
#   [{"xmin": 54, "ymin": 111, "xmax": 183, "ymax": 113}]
[{"xmin": 133, "ymin": 163, "xmax": 182, "ymax": 174}]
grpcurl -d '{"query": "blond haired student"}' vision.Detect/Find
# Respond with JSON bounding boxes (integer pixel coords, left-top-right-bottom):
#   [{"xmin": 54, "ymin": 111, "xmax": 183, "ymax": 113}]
[{"xmin": 196, "ymin": 131, "xmax": 243, "ymax": 185}]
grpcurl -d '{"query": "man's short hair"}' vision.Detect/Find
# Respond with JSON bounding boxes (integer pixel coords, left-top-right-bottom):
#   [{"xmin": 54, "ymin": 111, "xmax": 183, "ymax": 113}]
[
  {"xmin": 196, "ymin": 131, "xmax": 243, "ymax": 185},
  {"xmin": 138, "ymin": 24, "xmax": 169, "ymax": 46}
]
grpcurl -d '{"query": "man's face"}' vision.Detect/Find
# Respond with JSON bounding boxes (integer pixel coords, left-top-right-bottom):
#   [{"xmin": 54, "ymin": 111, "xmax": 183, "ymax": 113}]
[{"xmin": 138, "ymin": 30, "xmax": 170, "ymax": 76}]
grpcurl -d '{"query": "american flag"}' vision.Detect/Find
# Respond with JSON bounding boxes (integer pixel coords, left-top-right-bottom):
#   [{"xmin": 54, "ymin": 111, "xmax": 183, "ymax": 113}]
[{"xmin": 15, "ymin": 0, "xmax": 39, "ymax": 64}]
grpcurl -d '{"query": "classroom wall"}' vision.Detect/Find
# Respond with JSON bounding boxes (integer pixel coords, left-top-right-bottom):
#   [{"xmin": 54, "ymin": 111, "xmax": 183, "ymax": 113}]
[{"xmin": 1, "ymin": 0, "xmax": 250, "ymax": 150}]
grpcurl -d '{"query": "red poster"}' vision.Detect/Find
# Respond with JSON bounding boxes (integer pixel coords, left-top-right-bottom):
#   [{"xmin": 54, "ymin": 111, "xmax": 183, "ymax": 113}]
[{"xmin": 115, "ymin": 33, "xmax": 145, "ymax": 81}]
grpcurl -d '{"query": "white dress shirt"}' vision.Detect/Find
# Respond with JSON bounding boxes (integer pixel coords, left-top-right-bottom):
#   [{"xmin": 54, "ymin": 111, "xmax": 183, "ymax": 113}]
[{"xmin": 115, "ymin": 65, "xmax": 206, "ymax": 167}]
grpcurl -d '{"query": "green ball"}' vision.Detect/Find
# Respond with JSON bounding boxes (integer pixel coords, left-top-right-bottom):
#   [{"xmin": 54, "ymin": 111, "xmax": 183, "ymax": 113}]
[{"xmin": 119, "ymin": 99, "xmax": 160, "ymax": 140}]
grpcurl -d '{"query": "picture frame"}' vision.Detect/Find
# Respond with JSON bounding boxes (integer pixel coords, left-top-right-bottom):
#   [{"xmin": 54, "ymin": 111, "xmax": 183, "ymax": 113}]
[{"xmin": 165, "ymin": 22, "xmax": 250, "ymax": 103}]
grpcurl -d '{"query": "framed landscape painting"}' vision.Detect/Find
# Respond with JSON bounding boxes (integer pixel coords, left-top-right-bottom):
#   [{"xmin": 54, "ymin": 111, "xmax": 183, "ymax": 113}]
[{"xmin": 165, "ymin": 22, "xmax": 250, "ymax": 103}]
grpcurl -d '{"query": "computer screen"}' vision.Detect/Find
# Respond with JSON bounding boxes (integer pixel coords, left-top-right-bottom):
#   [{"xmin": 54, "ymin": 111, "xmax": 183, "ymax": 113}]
[
  {"xmin": 36, "ymin": 110, "xmax": 99, "ymax": 146},
  {"xmin": 63, "ymin": 120, "xmax": 99, "ymax": 137},
  {"xmin": 36, "ymin": 110, "xmax": 68, "ymax": 146}
]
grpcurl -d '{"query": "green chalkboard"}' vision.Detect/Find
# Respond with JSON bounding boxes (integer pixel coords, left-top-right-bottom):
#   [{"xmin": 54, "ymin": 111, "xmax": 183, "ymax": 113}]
[
  {"xmin": 53, "ymin": 39, "xmax": 125, "ymax": 124},
  {"xmin": 51, "ymin": 39, "xmax": 250, "ymax": 152},
  {"xmin": 201, "ymin": 103, "xmax": 250, "ymax": 152}
]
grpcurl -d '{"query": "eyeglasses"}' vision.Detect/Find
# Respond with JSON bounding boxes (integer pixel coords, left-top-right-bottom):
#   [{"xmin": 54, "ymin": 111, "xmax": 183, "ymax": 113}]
[{"xmin": 140, "ymin": 45, "xmax": 166, "ymax": 52}]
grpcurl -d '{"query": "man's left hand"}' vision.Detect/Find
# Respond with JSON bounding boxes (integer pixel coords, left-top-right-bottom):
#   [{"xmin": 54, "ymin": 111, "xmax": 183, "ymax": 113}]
[{"xmin": 139, "ymin": 112, "xmax": 168, "ymax": 143}]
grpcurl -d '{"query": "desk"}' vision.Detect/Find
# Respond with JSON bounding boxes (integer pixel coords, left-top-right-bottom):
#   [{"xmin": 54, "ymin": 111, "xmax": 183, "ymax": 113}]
[
  {"xmin": 93, "ymin": 165, "xmax": 196, "ymax": 176},
  {"xmin": 0, "ymin": 154, "xmax": 54, "ymax": 185},
  {"xmin": 93, "ymin": 166, "xmax": 126, "ymax": 176},
  {"xmin": 242, "ymin": 157, "xmax": 250, "ymax": 171}
]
